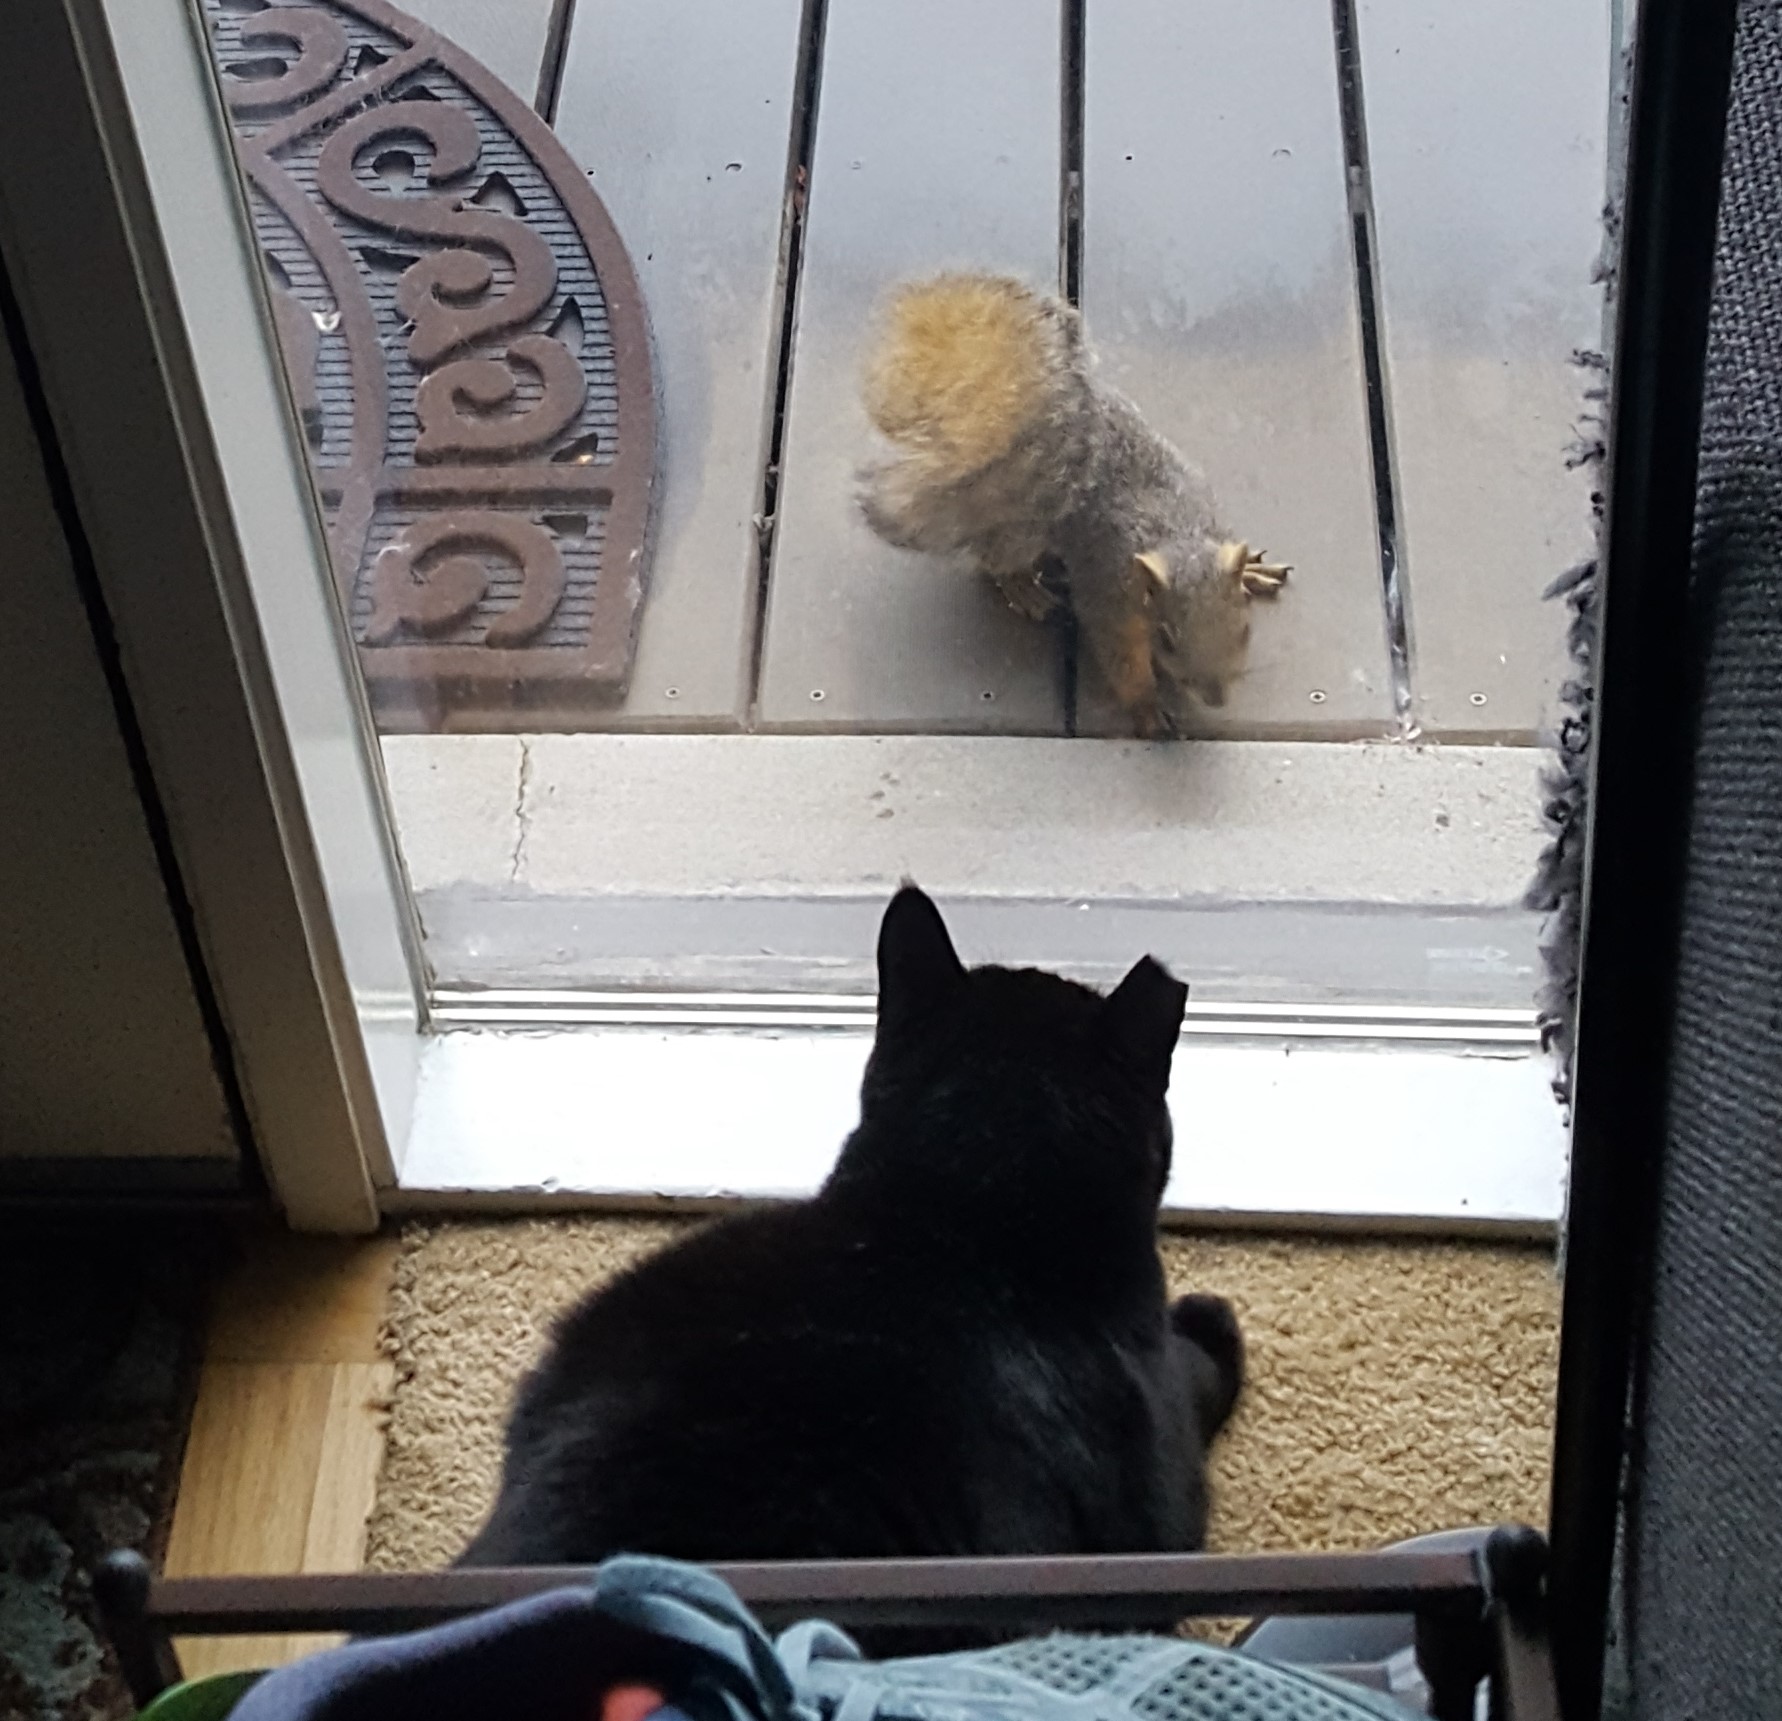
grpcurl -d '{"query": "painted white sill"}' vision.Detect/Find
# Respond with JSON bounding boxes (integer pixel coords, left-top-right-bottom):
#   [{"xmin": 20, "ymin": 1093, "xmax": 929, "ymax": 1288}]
[{"xmin": 388, "ymin": 1025, "xmax": 1566, "ymax": 1237}]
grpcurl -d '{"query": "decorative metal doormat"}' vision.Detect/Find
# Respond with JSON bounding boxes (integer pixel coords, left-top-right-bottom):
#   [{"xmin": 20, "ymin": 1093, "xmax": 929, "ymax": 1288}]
[{"xmin": 204, "ymin": 0, "xmax": 657, "ymax": 731}]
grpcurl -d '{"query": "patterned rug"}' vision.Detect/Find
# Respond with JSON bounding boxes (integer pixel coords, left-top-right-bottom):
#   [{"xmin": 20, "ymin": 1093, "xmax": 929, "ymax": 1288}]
[{"xmin": 0, "ymin": 1215, "xmax": 219, "ymax": 1721}]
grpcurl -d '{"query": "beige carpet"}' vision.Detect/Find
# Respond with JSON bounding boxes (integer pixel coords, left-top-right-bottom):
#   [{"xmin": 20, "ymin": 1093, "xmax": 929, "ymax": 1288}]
[{"xmin": 366, "ymin": 1218, "xmax": 1559, "ymax": 1571}]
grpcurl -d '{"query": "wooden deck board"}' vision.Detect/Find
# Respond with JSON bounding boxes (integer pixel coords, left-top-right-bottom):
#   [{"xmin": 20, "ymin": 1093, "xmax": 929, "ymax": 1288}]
[
  {"xmin": 1359, "ymin": 0, "xmax": 1609, "ymax": 740},
  {"xmin": 398, "ymin": 0, "xmax": 560, "ymax": 111},
  {"xmin": 1078, "ymin": 0, "xmax": 1393, "ymax": 739},
  {"xmin": 754, "ymin": 0, "xmax": 1067, "ymax": 734},
  {"xmin": 327, "ymin": 2, "xmax": 1600, "ymax": 746},
  {"xmin": 552, "ymin": 0, "xmax": 809, "ymax": 728}
]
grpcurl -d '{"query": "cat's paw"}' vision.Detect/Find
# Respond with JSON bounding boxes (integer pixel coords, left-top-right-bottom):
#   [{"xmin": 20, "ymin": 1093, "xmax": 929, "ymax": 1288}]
[
  {"xmin": 1171, "ymin": 1290, "xmax": 1241, "ymax": 1361},
  {"xmin": 1170, "ymin": 1292, "xmax": 1244, "ymax": 1432}
]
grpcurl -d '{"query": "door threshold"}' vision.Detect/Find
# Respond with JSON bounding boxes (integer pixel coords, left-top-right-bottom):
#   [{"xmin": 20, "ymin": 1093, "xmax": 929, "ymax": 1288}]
[{"xmin": 387, "ymin": 1022, "xmax": 1565, "ymax": 1239}]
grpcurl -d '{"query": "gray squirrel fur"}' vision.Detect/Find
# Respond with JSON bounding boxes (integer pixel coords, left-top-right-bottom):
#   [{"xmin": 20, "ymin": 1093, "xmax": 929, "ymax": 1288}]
[{"xmin": 855, "ymin": 273, "xmax": 1287, "ymax": 736}]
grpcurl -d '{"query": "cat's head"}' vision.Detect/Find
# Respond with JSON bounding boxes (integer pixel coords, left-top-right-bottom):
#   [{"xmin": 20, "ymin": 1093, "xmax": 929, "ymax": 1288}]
[{"xmin": 854, "ymin": 885, "xmax": 1188, "ymax": 1210}]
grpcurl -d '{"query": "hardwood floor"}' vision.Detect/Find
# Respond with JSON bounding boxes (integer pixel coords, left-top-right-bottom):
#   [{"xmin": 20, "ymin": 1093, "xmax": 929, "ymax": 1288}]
[{"xmin": 163, "ymin": 1229, "xmax": 397, "ymax": 1680}]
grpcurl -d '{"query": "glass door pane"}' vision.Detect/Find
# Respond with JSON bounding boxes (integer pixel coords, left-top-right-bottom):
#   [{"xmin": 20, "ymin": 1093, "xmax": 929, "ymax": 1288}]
[
  {"xmin": 30, "ymin": 0, "xmax": 1611, "ymax": 1219},
  {"xmin": 187, "ymin": 0, "xmax": 1607, "ymax": 1022}
]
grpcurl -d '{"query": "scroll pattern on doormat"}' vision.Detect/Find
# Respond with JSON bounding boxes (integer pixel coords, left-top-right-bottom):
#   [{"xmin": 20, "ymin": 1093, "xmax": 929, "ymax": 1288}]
[{"xmin": 205, "ymin": 0, "xmax": 657, "ymax": 731}]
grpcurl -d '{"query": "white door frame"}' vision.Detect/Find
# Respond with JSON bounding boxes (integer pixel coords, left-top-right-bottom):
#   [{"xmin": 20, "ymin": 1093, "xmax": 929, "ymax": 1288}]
[{"xmin": 0, "ymin": 0, "xmax": 427, "ymax": 1229}]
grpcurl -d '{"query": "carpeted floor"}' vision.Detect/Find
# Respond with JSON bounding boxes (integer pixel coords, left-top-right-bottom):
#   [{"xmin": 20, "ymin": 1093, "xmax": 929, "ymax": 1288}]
[{"xmin": 366, "ymin": 1218, "xmax": 1560, "ymax": 1570}]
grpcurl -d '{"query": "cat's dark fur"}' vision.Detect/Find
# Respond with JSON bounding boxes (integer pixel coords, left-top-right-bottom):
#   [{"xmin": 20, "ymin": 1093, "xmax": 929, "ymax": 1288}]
[{"xmin": 459, "ymin": 886, "xmax": 1243, "ymax": 1570}]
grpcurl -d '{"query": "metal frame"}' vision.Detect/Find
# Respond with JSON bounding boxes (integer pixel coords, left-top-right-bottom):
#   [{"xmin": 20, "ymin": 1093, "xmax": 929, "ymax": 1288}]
[
  {"xmin": 433, "ymin": 991, "xmax": 1543, "ymax": 1043},
  {"xmin": 0, "ymin": 0, "xmax": 428, "ymax": 1228},
  {"xmin": 1545, "ymin": 2, "xmax": 1742, "ymax": 1717},
  {"xmin": 95, "ymin": 1535, "xmax": 1559, "ymax": 1721}
]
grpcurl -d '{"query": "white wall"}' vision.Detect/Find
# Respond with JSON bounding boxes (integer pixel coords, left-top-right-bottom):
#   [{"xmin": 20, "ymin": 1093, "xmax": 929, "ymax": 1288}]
[{"xmin": 0, "ymin": 319, "xmax": 237, "ymax": 1166}]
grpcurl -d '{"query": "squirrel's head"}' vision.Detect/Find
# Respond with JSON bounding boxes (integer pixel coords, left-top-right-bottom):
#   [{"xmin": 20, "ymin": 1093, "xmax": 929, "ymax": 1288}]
[{"xmin": 1136, "ymin": 540, "xmax": 1281, "ymax": 710}]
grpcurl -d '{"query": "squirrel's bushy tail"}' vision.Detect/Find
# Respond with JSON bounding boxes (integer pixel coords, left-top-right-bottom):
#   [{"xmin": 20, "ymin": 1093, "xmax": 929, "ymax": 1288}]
[{"xmin": 862, "ymin": 274, "xmax": 1077, "ymax": 479}]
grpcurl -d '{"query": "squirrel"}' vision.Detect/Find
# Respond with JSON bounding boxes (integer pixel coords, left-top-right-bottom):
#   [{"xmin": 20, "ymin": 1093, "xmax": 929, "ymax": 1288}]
[{"xmin": 855, "ymin": 273, "xmax": 1289, "ymax": 737}]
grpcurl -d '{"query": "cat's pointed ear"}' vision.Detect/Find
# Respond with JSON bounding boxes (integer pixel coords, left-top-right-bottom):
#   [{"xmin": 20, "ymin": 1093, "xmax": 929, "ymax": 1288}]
[
  {"xmin": 877, "ymin": 884, "xmax": 965, "ymax": 1018},
  {"xmin": 1102, "ymin": 956, "xmax": 1187, "ymax": 1089}
]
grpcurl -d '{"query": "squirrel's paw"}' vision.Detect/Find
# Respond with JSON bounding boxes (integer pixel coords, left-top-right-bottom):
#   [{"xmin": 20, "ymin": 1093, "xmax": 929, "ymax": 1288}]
[
  {"xmin": 1132, "ymin": 700, "xmax": 1181, "ymax": 741},
  {"xmin": 1217, "ymin": 539, "xmax": 1293, "ymax": 598},
  {"xmin": 856, "ymin": 490, "xmax": 924, "ymax": 552},
  {"xmin": 991, "ymin": 564, "xmax": 1064, "ymax": 622},
  {"xmin": 1241, "ymin": 558, "xmax": 1292, "ymax": 598}
]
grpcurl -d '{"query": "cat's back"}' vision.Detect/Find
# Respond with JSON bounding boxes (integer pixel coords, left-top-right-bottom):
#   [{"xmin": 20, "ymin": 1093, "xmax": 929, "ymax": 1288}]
[
  {"xmin": 520, "ymin": 1192, "xmax": 1027, "ymax": 1454},
  {"xmin": 463, "ymin": 1198, "xmax": 1014, "ymax": 1564},
  {"xmin": 460, "ymin": 888, "xmax": 1224, "ymax": 1569},
  {"xmin": 535, "ymin": 1196, "xmax": 944, "ymax": 1373}
]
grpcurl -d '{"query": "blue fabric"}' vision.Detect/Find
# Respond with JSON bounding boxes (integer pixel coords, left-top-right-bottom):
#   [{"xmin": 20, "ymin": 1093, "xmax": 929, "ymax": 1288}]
[
  {"xmin": 222, "ymin": 1556, "xmax": 1411, "ymax": 1721},
  {"xmin": 229, "ymin": 1557, "xmax": 797, "ymax": 1721}
]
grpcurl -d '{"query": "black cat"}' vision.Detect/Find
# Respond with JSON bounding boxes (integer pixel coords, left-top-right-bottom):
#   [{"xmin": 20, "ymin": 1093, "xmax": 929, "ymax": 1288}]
[{"xmin": 459, "ymin": 886, "xmax": 1243, "ymax": 1570}]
